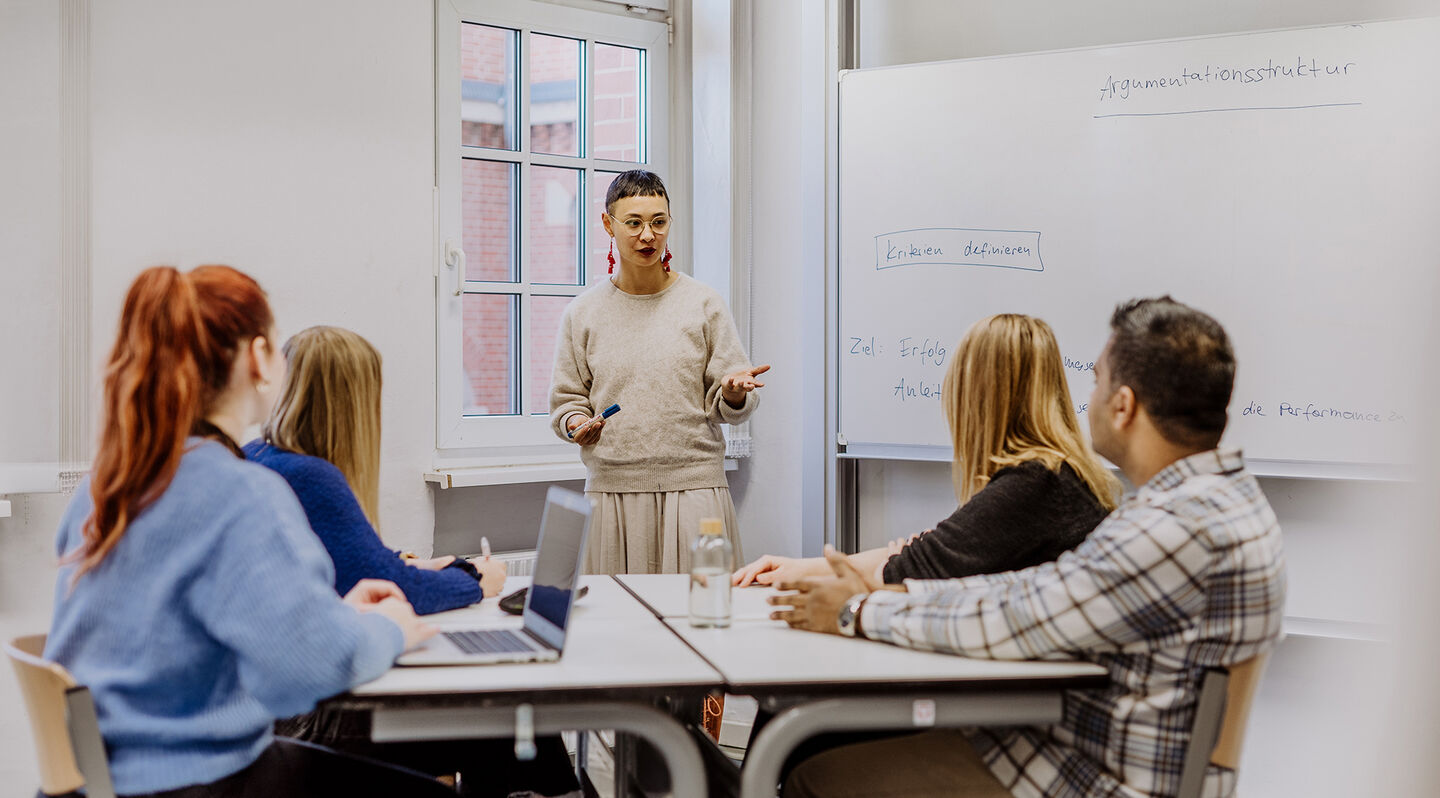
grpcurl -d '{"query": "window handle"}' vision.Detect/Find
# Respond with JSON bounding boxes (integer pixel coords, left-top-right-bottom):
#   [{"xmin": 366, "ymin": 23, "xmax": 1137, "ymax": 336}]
[{"xmin": 444, "ymin": 240, "xmax": 466, "ymax": 296}]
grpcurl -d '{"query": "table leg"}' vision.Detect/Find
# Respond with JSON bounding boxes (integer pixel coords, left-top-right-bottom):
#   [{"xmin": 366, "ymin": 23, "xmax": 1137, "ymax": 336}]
[
  {"xmin": 738, "ymin": 691, "xmax": 1063, "ymax": 798},
  {"xmin": 371, "ymin": 702, "xmax": 707, "ymax": 798}
]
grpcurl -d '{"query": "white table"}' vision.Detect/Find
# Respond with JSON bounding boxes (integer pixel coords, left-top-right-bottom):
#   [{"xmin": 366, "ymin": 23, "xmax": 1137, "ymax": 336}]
[
  {"xmin": 337, "ymin": 576, "xmax": 723, "ymax": 798},
  {"xmin": 622, "ymin": 574, "xmax": 1110, "ymax": 798},
  {"xmin": 616, "ymin": 572, "xmax": 778, "ymax": 621}
]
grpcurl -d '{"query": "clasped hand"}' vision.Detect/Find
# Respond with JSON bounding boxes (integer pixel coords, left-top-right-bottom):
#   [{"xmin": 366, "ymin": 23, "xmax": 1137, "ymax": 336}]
[
  {"xmin": 343, "ymin": 579, "xmax": 436, "ymax": 650},
  {"xmin": 767, "ymin": 545, "xmax": 884, "ymax": 635}
]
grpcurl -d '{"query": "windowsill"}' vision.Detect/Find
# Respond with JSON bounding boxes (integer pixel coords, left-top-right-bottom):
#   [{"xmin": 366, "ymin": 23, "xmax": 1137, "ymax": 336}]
[{"xmin": 425, "ymin": 457, "xmax": 741, "ymax": 488}]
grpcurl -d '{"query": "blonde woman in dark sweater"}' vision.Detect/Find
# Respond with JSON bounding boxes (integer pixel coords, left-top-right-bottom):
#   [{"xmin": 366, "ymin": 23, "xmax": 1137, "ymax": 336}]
[{"xmin": 735, "ymin": 313, "xmax": 1119, "ymax": 589}]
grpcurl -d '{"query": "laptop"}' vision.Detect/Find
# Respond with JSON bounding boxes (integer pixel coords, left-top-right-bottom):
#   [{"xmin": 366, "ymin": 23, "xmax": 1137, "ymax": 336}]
[{"xmin": 397, "ymin": 486, "xmax": 593, "ymax": 666}]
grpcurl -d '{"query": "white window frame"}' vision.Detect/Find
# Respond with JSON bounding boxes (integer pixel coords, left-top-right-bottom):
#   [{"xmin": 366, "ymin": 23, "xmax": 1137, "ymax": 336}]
[{"xmin": 434, "ymin": 0, "xmax": 669, "ymax": 464}]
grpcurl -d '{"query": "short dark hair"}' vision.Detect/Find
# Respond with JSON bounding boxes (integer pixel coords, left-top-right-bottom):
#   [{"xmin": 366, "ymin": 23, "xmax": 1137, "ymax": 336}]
[
  {"xmin": 1105, "ymin": 296, "xmax": 1235, "ymax": 449},
  {"xmin": 604, "ymin": 169, "xmax": 668, "ymax": 213}
]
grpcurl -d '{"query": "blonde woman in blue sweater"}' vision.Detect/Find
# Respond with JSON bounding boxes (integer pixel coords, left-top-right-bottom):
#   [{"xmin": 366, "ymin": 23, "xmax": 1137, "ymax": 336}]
[
  {"xmin": 246, "ymin": 325, "xmax": 578, "ymax": 798},
  {"xmin": 246, "ymin": 326, "xmax": 505, "ymax": 613},
  {"xmin": 44, "ymin": 266, "xmax": 444, "ymax": 797}
]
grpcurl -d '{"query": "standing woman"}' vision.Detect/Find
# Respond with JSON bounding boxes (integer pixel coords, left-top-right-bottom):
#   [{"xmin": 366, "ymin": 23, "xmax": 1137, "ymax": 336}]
[
  {"xmin": 43, "ymin": 266, "xmax": 444, "ymax": 797},
  {"xmin": 550, "ymin": 170, "xmax": 769, "ymax": 574}
]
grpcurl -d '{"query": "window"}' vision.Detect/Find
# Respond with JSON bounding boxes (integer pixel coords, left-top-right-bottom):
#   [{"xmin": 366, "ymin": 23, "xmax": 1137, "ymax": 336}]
[{"xmin": 435, "ymin": 0, "xmax": 668, "ymax": 455}]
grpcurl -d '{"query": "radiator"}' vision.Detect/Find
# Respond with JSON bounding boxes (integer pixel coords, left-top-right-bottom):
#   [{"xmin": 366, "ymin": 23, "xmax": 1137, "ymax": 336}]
[{"xmin": 483, "ymin": 549, "xmax": 538, "ymax": 577}]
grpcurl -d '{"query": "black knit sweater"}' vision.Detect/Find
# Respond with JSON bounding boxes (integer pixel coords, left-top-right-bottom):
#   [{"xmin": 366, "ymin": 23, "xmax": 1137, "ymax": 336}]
[{"xmin": 881, "ymin": 459, "xmax": 1110, "ymax": 583}]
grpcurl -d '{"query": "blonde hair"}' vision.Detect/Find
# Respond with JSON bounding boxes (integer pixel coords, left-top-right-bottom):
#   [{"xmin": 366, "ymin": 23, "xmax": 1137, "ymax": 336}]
[
  {"xmin": 262, "ymin": 326, "xmax": 384, "ymax": 529},
  {"xmin": 941, "ymin": 314, "xmax": 1119, "ymax": 510}
]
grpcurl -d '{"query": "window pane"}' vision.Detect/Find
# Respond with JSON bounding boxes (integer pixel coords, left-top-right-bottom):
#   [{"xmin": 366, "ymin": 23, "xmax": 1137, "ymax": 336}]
[
  {"xmin": 530, "ymin": 33, "xmax": 581, "ymax": 157},
  {"xmin": 593, "ymin": 43, "xmax": 642, "ymax": 162},
  {"xmin": 529, "ymin": 295, "xmax": 575, "ymax": 414},
  {"xmin": 460, "ymin": 24, "xmax": 517, "ymax": 149},
  {"xmin": 462, "ymin": 159, "xmax": 517, "ymax": 282},
  {"xmin": 588, "ymin": 171, "xmax": 619, "ymax": 285},
  {"xmin": 462, "ymin": 294, "xmax": 518, "ymax": 416},
  {"xmin": 530, "ymin": 166, "xmax": 581, "ymax": 285}
]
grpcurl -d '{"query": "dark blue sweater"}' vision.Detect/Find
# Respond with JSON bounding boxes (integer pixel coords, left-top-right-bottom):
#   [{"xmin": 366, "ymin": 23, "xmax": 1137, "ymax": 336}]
[{"xmin": 244, "ymin": 441, "xmax": 481, "ymax": 614}]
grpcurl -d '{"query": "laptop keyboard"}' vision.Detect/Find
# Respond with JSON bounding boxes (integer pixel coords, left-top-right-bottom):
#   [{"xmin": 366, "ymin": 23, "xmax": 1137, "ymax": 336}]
[{"xmin": 443, "ymin": 629, "xmax": 539, "ymax": 655}]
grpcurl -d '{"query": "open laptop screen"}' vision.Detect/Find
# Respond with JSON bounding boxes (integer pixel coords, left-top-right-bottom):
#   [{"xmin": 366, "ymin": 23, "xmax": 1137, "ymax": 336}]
[{"xmin": 522, "ymin": 487, "xmax": 592, "ymax": 650}]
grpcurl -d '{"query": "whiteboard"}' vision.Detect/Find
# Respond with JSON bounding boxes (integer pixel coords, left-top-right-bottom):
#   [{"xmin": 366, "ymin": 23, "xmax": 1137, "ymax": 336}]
[{"xmin": 838, "ymin": 18, "xmax": 1440, "ymax": 475}]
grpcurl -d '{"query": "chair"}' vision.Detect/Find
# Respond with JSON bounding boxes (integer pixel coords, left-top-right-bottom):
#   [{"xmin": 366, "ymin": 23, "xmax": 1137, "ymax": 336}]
[
  {"xmin": 1176, "ymin": 653, "xmax": 1269, "ymax": 798},
  {"xmin": 4, "ymin": 635, "xmax": 116, "ymax": 798}
]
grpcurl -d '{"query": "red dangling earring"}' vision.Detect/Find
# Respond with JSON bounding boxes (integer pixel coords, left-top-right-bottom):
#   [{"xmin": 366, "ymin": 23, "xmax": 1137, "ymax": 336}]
[
  {"xmin": 607, "ymin": 240, "xmax": 616, "ymax": 274},
  {"xmin": 662, "ymin": 247, "xmax": 672, "ymax": 273}
]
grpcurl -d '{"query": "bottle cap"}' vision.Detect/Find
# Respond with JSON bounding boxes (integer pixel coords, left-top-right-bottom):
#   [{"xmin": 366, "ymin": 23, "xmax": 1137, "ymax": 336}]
[{"xmin": 699, "ymin": 518, "xmax": 723, "ymax": 536}]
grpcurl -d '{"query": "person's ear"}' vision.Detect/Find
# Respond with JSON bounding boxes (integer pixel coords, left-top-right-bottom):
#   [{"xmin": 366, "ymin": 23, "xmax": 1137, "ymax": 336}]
[
  {"xmin": 600, "ymin": 211, "xmax": 613, "ymax": 238},
  {"xmin": 1110, "ymin": 384, "xmax": 1138, "ymax": 430},
  {"xmin": 250, "ymin": 336, "xmax": 278, "ymax": 386}
]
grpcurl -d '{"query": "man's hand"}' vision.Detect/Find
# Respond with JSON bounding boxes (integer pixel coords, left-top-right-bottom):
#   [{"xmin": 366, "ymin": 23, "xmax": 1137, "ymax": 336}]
[
  {"xmin": 768, "ymin": 545, "xmax": 872, "ymax": 635},
  {"xmin": 721, "ymin": 364, "xmax": 771, "ymax": 407}
]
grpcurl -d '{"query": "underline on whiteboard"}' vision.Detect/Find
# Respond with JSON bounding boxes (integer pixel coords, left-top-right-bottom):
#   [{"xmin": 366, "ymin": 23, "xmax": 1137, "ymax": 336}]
[{"xmin": 1093, "ymin": 102, "xmax": 1362, "ymax": 119}]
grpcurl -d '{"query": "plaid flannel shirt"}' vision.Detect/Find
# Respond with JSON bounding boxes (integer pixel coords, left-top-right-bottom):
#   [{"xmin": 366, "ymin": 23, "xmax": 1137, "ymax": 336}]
[{"xmin": 861, "ymin": 447, "xmax": 1286, "ymax": 798}]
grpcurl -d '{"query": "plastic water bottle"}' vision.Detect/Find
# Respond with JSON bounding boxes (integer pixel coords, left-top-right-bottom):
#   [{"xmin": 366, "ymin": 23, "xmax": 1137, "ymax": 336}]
[{"xmin": 689, "ymin": 517, "xmax": 733, "ymax": 628}]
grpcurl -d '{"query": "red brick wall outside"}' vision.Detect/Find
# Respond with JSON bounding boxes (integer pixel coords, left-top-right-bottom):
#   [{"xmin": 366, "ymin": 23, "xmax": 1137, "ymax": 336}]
[
  {"xmin": 459, "ymin": 27, "xmax": 643, "ymax": 416},
  {"xmin": 461, "ymin": 293, "xmax": 515, "ymax": 414},
  {"xmin": 461, "ymin": 24, "xmax": 514, "ymax": 149},
  {"xmin": 594, "ymin": 44, "xmax": 640, "ymax": 161}
]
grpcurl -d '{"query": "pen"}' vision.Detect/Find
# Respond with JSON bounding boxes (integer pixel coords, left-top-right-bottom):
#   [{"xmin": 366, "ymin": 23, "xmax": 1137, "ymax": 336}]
[
  {"xmin": 481, "ymin": 536, "xmax": 491, "ymax": 559},
  {"xmin": 567, "ymin": 403, "xmax": 621, "ymax": 438}
]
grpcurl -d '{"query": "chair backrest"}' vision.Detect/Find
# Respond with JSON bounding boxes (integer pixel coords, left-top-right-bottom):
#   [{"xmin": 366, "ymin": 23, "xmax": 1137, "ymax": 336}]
[
  {"xmin": 4, "ymin": 634, "xmax": 116, "ymax": 798},
  {"xmin": 1175, "ymin": 652, "xmax": 1270, "ymax": 798},
  {"xmin": 1211, "ymin": 653, "xmax": 1268, "ymax": 770}
]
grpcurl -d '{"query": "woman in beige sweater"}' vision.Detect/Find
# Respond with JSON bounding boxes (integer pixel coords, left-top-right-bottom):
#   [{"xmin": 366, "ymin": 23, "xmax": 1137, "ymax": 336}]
[{"xmin": 549, "ymin": 170, "xmax": 768, "ymax": 574}]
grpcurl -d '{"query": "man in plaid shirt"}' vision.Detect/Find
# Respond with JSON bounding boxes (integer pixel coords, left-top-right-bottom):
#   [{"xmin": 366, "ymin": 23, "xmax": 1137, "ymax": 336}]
[{"xmin": 775, "ymin": 297, "xmax": 1286, "ymax": 798}]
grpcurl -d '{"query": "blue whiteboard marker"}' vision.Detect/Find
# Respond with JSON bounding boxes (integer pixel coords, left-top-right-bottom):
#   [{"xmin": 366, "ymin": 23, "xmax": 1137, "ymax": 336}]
[{"xmin": 568, "ymin": 403, "xmax": 621, "ymax": 438}]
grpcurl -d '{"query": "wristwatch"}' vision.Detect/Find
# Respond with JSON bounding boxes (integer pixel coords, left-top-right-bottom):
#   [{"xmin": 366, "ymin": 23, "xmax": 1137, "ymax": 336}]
[{"xmin": 837, "ymin": 593, "xmax": 869, "ymax": 638}]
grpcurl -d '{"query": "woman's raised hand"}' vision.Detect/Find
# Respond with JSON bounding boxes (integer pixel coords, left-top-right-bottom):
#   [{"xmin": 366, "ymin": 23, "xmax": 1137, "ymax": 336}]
[
  {"xmin": 721, "ymin": 364, "xmax": 771, "ymax": 406},
  {"xmin": 732, "ymin": 553, "xmax": 829, "ymax": 587}
]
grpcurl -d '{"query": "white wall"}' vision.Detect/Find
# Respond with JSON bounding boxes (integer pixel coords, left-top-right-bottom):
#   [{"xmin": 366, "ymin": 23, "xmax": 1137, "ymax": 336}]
[
  {"xmin": 731, "ymin": 0, "xmax": 830, "ymax": 561},
  {"xmin": 856, "ymin": 0, "xmax": 1440, "ymax": 64},
  {"xmin": 0, "ymin": 1, "xmax": 439, "ymax": 786},
  {"xmin": 0, "ymin": 0, "xmax": 62, "ymax": 493},
  {"xmin": 85, "ymin": 1, "xmax": 438, "ymax": 555}
]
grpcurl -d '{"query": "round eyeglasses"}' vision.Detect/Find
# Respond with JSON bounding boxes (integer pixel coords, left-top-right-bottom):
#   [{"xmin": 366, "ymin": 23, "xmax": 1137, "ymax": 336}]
[{"xmin": 609, "ymin": 214, "xmax": 670, "ymax": 237}]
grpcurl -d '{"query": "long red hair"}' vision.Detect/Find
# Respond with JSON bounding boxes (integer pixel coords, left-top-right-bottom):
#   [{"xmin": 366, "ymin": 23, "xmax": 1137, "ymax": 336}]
[{"xmin": 72, "ymin": 265, "xmax": 273, "ymax": 578}]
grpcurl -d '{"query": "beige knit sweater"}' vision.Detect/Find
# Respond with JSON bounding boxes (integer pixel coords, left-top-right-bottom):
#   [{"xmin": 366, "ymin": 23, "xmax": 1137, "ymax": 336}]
[{"xmin": 549, "ymin": 273, "xmax": 758, "ymax": 492}]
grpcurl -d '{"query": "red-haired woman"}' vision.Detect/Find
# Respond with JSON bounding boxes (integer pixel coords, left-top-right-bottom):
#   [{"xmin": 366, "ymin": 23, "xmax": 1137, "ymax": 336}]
[{"xmin": 43, "ymin": 266, "xmax": 449, "ymax": 797}]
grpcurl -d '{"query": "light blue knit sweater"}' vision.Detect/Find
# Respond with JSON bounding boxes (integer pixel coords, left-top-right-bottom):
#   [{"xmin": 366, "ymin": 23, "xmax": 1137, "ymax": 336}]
[{"xmin": 44, "ymin": 439, "xmax": 404, "ymax": 795}]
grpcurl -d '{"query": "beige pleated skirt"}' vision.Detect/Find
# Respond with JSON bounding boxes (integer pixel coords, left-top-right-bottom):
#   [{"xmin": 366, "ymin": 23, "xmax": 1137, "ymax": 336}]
[{"xmin": 584, "ymin": 487, "xmax": 743, "ymax": 575}]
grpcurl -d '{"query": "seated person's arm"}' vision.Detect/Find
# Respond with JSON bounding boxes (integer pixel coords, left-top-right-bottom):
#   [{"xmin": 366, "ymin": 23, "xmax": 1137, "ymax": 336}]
[
  {"xmin": 863, "ymin": 507, "xmax": 1219, "ymax": 659},
  {"xmin": 187, "ymin": 491, "xmax": 412, "ymax": 717},
  {"xmin": 734, "ymin": 544, "xmax": 911, "ymax": 588},
  {"xmin": 288, "ymin": 457, "xmax": 487, "ymax": 613}
]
